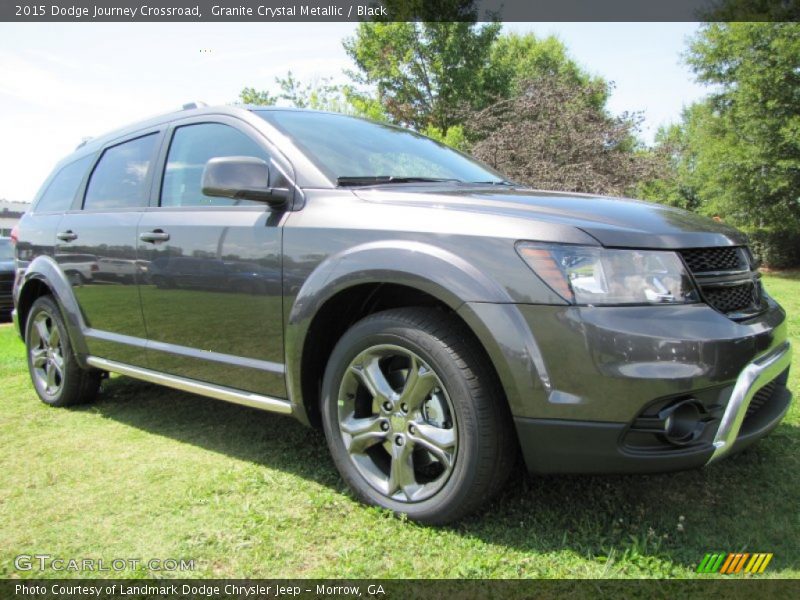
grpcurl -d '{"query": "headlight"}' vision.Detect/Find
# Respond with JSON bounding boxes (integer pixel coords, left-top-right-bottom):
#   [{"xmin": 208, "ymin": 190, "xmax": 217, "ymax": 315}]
[{"xmin": 516, "ymin": 243, "xmax": 699, "ymax": 305}]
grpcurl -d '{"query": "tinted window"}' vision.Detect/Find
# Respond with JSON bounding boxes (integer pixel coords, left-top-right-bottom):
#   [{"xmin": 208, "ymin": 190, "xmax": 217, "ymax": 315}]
[
  {"xmin": 161, "ymin": 123, "xmax": 274, "ymax": 207},
  {"xmin": 35, "ymin": 155, "xmax": 93, "ymax": 213},
  {"xmin": 257, "ymin": 110, "xmax": 504, "ymax": 184},
  {"xmin": 84, "ymin": 134, "xmax": 157, "ymax": 210}
]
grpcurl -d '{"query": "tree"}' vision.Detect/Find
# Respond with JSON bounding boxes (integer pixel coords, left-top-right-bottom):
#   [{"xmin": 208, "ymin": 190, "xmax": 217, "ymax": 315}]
[
  {"xmin": 239, "ymin": 71, "xmax": 387, "ymax": 120},
  {"xmin": 466, "ymin": 78, "xmax": 660, "ymax": 196},
  {"xmin": 343, "ymin": 21, "xmax": 502, "ymax": 134},
  {"xmin": 636, "ymin": 108, "xmax": 705, "ymax": 213},
  {"xmin": 677, "ymin": 23, "xmax": 800, "ymax": 227},
  {"xmin": 487, "ymin": 32, "xmax": 607, "ymax": 108},
  {"xmin": 239, "ymin": 87, "xmax": 277, "ymax": 106}
]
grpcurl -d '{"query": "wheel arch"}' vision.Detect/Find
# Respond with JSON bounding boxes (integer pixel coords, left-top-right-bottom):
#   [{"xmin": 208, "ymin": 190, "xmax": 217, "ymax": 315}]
[
  {"xmin": 285, "ymin": 240, "xmax": 518, "ymax": 427},
  {"xmin": 16, "ymin": 255, "xmax": 90, "ymax": 365}
]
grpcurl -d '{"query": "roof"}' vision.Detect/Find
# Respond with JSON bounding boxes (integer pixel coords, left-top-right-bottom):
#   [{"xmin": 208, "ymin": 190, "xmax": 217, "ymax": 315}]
[
  {"xmin": 74, "ymin": 104, "xmax": 255, "ymax": 155},
  {"xmin": 77, "ymin": 104, "xmax": 341, "ymax": 153}
]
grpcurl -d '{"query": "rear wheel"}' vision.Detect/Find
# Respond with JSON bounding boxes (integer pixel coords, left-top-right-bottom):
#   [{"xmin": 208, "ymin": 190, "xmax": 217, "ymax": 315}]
[
  {"xmin": 321, "ymin": 307, "xmax": 516, "ymax": 524},
  {"xmin": 25, "ymin": 295, "xmax": 101, "ymax": 407}
]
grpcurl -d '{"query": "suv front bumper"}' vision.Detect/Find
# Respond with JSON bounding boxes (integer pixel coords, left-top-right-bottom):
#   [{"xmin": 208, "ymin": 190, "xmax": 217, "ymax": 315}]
[
  {"xmin": 514, "ymin": 342, "xmax": 792, "ymax": 473},
  {"xmin": 458, "ymin": 297, "xmax": 792, "ymax": 474}
]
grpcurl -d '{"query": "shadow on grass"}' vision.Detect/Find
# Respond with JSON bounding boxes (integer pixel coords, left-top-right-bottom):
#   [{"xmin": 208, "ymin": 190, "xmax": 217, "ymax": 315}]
[{"xmin": 89, "ymin": 376, "xmax": 800, "ymax": 575}]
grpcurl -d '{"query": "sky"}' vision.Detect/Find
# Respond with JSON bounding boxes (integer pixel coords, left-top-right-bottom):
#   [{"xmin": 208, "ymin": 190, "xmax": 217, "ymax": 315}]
[{"xmin": 0, "ymin": 22, "xmax": 708, "ymax": 203}]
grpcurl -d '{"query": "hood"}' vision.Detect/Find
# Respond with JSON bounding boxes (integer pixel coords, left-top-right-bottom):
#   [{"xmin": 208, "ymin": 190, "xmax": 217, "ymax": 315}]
[
  {"xmin": 0, "ymin": 259, "xmax": 15, "ymax": 272},
  {"xmin": 355, "ymin": 186, "xmax": 747, "ymax": 249}
]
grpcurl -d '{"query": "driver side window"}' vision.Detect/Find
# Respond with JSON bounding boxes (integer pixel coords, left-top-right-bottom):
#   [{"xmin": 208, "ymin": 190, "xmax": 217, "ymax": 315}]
[{"xmin": 161, "ymin": 123, "xmax": 279, "ymax": 207}]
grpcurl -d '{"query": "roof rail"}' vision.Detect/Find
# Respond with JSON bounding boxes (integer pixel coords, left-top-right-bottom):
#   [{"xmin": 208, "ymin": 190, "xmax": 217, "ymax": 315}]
[{"xmin": 182, "ymin": 101, "xmax": 208, "ymax": 110}]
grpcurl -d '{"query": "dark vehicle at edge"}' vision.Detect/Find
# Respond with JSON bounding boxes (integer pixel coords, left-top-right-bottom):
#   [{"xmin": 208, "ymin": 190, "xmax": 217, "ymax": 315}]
[
  {"xmin": 0, "ymin": 237, "xmax": 14, "ymax": 319},
  {"xmin": 11, "ymin": 105, "xmax": 793, "ymax": 523}
]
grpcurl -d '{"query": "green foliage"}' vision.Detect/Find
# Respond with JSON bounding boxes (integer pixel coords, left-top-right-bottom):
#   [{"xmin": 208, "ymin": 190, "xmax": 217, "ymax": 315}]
[
  {"xmin": 421, "ymin": 124, "xmax": 469, "ymax": 151},
  {"xmin": 239, "ymin": 71, "xmax": 388, "ymax": 121},
  {"xmin": 743, "ymin": 227, "xmax": 800, "ymax": 269},
  {"xmin": 686, "ymin": 22, "xmax": 800, "ymax": 224},
  {"xmin": 239, "ymin": 87, "xmax": 277, "ymax": 106},
  {"xmin": 342, "ymin": 24, "xmax": 607, "ymax": 140},
  {"xmin": 273, "ymin": 71, "xmax": 341, "ymax": 110},
  {"xmin": 701, "ymin": 0, "xmax": 800, "ymax": 21},
  {"xmin": 343, "ymin": 21, "xmax": 502, "ymax": 133},
  {"xmin": 646, "ymin": 23, "xmax": 800, "ymax": 235},
  {"xmin": 487, "ymin": 33, "xmax": 607, "ymax": 108},
  {"xmin": 636, "ymin": 108, "xmax": 706, "ymax": 212}
]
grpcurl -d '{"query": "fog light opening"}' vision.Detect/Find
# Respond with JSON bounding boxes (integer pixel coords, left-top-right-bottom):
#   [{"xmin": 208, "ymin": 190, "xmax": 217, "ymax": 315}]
[{"xmin": 659, "ymin": 399, "xmax": 707, "ymax": 446}]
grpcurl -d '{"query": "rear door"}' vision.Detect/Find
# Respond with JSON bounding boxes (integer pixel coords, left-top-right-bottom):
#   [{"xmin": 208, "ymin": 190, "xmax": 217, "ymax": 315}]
[
  {"xmin": 55, "ymin": 131, "xmax": 162, "ymax": 366},
  {"xmin": 15, "ymin": 154, "xmax": 95, "ymax": 284},
  {"xmin": 137, "ymin": 117, "xmax": 288, "ymax": 397}
]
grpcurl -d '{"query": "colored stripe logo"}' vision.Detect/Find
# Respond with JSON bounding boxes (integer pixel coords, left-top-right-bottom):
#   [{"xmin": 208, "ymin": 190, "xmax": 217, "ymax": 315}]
[{"xmin": 697, "ymin": 552, "xmax": 773, "ymax": 574}]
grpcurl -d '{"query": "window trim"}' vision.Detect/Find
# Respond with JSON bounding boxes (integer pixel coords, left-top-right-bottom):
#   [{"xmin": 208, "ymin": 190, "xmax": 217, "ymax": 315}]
[
  {"xmin": 76, "ymin": 129, "xmax": 165, "ymax": 213},
  {"xmin": 149, "ymin": 115, "xmax": 299, "ymax": 211}
]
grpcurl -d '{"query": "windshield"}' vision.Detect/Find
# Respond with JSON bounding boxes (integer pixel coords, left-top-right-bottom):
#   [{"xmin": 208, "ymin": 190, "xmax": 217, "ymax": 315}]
[
  {"xmin": 0, "ymin": 239, "xmax": 13, "ymax": 261},
  {"xmin": 256, "ymin": 110, "xmax": 505, "ymax": 186}
]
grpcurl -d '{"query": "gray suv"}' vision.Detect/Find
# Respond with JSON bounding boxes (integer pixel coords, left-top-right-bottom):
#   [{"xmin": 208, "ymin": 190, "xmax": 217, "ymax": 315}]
[{"xmin": 12, "ymin": 106, "xmax": 793, "ymax": 523}]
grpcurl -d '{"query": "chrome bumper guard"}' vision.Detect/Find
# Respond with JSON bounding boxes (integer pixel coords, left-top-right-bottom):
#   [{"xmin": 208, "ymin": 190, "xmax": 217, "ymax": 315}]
[{"xmin": 708, "ymin": 341, "xmax": 792, "ymax": 463}]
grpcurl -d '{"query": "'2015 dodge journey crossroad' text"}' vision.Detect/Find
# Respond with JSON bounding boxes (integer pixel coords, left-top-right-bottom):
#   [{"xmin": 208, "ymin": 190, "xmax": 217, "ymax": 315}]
[{"xmin": 12, "ymin": 105, "xmax": 793, "ymax": 523}]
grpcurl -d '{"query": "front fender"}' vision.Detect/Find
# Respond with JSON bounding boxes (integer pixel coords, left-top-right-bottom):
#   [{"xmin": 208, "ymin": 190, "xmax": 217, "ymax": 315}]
[
  {"xmin": 17, "ymin": 255, "xmax": 90, "ymax": 367},
  {"xmin": 284, "ymin": 240, "xmax": 521, "ymax": 423}
]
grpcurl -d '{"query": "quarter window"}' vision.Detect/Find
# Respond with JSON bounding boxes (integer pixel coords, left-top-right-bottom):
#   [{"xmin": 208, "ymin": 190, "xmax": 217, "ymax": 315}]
[
  {"xmin": 161, "ymin": 123, "xmax": 273, "ymax": 207},
  {"xmin": 83, "ymin": 134, "xmax": 157, "ymax": 210},
  {"xmin": 34, "ymin": 155, "xmax": 93, "ymax": 213}
]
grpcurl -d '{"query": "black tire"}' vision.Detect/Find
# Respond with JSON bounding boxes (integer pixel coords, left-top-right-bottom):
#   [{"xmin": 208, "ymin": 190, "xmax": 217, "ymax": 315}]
[
  {"xmin": 25, "ymin": 295, "xmax": 101, "ymax": 407},
  {"xmin": 321, "ymin": 307, "xmax": 516, "ymax": 524}
]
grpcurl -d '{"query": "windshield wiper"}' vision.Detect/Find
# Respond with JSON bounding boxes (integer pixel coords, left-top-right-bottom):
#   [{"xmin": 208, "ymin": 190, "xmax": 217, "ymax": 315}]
[
  {"xmin": 337, "ymin": 176, "xmax": 462, "ymax": 187},
  {"xmin": 469, "ymin": 180, "xmax": 516, "ymax": 186}
]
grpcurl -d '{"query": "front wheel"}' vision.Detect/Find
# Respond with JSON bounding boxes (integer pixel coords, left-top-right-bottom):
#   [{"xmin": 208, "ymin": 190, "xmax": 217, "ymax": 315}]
[
  {"xmin": 321, "ymin": 307, "xmax": 516, "ymax": 524},
  {"xmin": 25, "ymin": 295, "xmax": 101, "ymax": 407}
]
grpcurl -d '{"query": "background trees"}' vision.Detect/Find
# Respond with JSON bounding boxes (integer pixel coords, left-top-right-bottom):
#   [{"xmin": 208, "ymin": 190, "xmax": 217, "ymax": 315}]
[
  {"xmin": 641, "ymin": 23, "xmax": 800, "ymax": 266},
  {"xmin": 239, "ymin": 20, "xmax": 800, "ymax": 266},
  {"xmin": 645, "ymin": 23, "xmax": 800, "ymax": 226},
  {"xmin": 466, "ymin": 78, "xmax": 657, "ymax": 195}
]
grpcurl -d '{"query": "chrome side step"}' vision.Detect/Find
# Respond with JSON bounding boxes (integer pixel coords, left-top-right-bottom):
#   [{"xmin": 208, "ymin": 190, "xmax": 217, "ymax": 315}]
[{"xmin": 85, "ymin": 356, "xmax": 293, "ymax": 416}]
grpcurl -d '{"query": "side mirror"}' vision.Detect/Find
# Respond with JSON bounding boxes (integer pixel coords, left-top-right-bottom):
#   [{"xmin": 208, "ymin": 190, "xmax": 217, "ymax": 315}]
[{"xmin": 201, "ymin": 156, "xmax": 289, "ymax": 207}]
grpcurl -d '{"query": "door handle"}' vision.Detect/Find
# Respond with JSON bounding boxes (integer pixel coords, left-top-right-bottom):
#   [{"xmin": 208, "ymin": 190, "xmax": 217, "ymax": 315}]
[
  {"xmin": 139, "ymin": 230, "xmax": 170, "ymax": 243},
  {"xmin": 56, "ymin": 230, "xmax": 78, "ymax": 242}
]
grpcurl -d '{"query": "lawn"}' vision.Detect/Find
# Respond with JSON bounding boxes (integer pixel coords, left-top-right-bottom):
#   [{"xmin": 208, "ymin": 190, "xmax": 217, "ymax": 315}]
[{"xmin": 1, "ymin": 272, "xmax": 798, "ymax": 579}]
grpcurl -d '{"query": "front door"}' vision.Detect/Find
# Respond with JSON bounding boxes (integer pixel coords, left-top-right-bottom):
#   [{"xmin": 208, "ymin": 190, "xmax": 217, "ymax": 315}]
[{"xmin": 137, "ymin": 120, "xmax": 286, "ymax": 397}]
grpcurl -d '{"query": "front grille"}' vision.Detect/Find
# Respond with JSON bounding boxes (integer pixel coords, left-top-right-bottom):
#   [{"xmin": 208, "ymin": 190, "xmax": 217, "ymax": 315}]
[
  {"xmin": 680, "ymin": 247, "xmax": 748, "ymax": 273},
  {"xmin": 679, "ymin": 246, "xmax": 763, "ymax": 319},
  {"xmin": 702, "ymin": 282, "xmax": 760, "ymax": 314}
]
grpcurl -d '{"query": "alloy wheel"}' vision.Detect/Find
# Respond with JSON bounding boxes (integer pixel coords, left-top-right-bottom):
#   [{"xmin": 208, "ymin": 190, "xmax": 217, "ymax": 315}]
[
  {"xmin": 29, "ymin": 311, "xmax": 65, "ymax": 398},
  {"xmin": 337, "ymin": 344, "xmax": 458, "ymax": 503}
]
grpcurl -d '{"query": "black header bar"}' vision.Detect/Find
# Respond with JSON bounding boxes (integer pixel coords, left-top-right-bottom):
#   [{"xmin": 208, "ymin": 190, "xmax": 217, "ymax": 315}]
[{"xmin": 2, "ymin": 0, "xmax": 798, "ymax": 22}]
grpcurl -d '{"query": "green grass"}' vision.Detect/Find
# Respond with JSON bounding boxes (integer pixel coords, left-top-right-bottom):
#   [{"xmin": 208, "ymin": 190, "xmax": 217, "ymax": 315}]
[{"xmin": 1, "ymin": 272, "xmax": 798, "ymax": 579}]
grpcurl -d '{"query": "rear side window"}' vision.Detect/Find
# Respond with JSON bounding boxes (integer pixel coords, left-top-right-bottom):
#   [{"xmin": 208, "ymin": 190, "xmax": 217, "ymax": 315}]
[
  {"xmin": 83, "ymin": 134, "xmax": 158, "ymax": 210},
  {"xmin": 34, "ymin": 155, "xmax": 93, "ymax": 213},
  {"xmin": 161, "ymin": 123, "xmax": 272, "ymax": 207}
]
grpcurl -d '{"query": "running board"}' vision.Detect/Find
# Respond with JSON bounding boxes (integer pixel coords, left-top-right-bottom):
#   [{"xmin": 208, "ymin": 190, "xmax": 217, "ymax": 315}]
[{"xmin": 85, "ymin": 356, "xmax": 293, "ymax": 415}]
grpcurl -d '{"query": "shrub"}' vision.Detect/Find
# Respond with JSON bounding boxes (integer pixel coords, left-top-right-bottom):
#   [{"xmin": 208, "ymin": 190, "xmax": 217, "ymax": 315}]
[{"xmin": 744, "ymin": 228, "xmax": 800, "ymax": 269}]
